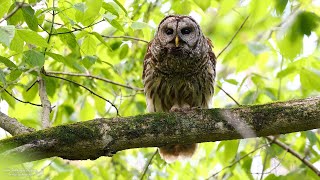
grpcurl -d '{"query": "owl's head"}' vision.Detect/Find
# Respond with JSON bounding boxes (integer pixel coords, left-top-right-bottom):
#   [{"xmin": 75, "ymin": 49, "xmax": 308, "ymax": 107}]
[{"xmin": 155, "ymin": 15, "xmax": 202, "ymax": 49}]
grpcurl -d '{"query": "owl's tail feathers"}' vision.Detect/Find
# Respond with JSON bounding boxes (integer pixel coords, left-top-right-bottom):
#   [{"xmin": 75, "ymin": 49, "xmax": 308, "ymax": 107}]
[{"xmin": 159, "ymin": 144, "xmax": 197, "ymax": 163}]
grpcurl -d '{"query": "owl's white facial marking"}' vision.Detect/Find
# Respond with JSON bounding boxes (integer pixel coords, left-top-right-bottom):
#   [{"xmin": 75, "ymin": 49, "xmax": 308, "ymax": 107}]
[{"xmin": 157, "ymin": 16, "xmax": 200, "ymax": 49}]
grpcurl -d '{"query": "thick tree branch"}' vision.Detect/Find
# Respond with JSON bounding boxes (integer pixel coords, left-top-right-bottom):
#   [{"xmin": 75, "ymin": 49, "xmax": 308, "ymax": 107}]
[
  {"xmin": 0, "ymin": 112, "xmax": 34, "ymax": 136},
  {"xmin": 0, "ymin": 97, "xmax": 319, "ymax": 166}
]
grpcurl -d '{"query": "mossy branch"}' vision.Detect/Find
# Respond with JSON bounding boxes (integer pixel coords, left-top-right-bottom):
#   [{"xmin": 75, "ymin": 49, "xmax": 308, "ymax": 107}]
[{"xmin": 0, "ymin": 97, "xmax": 320, "ymax": 166}]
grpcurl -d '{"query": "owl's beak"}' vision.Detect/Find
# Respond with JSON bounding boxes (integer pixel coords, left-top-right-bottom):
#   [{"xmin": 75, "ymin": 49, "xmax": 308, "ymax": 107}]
[{"xmin": 175, "ymin": 35, "xmax": 179, "ymax": 47}]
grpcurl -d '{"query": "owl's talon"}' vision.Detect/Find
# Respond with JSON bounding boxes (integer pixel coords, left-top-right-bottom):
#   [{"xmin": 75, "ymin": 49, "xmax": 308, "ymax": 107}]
[{"xmin": 170, "ymin": 107, "xmax": 193, "ymax": 113}]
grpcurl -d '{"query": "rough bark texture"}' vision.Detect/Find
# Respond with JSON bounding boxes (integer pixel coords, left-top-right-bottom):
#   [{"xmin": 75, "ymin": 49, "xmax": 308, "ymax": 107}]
[
  {"xmin": 0, "ymin": 97, "xmax": 320, "ymax": 166},
  {"xmin": 0, "ymin": 112, "xmax": 34, "ymax": 136}
]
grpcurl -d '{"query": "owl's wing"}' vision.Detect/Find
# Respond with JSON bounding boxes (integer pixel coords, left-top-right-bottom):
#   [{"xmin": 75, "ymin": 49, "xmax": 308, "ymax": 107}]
[
  {"xmin": 142, "ymin": 40, "xmax": 153, "ymax": 80},
  {"xmin": 206, "ymin": 37, "xmax": 217, "ymax": 70}
]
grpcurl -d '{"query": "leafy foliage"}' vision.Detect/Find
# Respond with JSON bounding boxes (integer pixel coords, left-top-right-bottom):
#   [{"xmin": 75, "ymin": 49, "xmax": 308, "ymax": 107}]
[{"xmin": 0, "ymin": 0, "xmax": 320, "ymax": 179}]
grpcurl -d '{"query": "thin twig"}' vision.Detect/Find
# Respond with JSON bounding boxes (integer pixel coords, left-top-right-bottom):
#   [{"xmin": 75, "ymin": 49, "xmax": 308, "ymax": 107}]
[
  {"xmin": 140, "ymin": 149, "xmax": 158, "ymax": 180},
  {"xmin": 101, "ymin": 35, "xmax": 149, "ymax": 43},
  {"xmin": 51, "ymin": 19, "xmax": 105, "ymax": 35},
  {"xmin": 217, "ymin": 15, "xmax": 250, "ymax": 58},
  {"xmin": 44, "ymin": 73, "xmax": 120, "ymax": 116},
  {"xmin": 216, "ymin": 84, "xmax": 240, "ymax": 106},
  {"xmin": 46, "ymin": 71, "xmax": 143, "ymax": 91},
  {"xmin": 26, "ymin": 80, "xmax": 39, "ymax": 92},
  {"xmin": 260, "ymin": 151, "xmax": 268, "ymax": 180},
  {"xmin": 266, "ymin": 136, "xmax": 320, "ymax": 176},
  {"xmin": 207, "ymin": 143, "xmax": 269, "ymax": 179},
  {"xmin": 0, "ymin": 85, "xmax": 42, "ymax": 107},
  {"xmin": 0, "ymin": 1, "xmax": 26, "ymax": 24}
]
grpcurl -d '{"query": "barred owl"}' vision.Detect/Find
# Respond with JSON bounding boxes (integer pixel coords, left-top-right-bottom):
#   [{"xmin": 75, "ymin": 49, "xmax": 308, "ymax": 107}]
[{"xmin": 143, "ymin": 15, "xmax": 216, "ymax": 163}]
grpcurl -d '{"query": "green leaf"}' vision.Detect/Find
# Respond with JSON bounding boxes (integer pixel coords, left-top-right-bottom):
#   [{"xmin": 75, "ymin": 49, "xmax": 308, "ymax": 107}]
[
  {"xmin": 82, "ymin": 56, "xmax": 97, "ymax": 69},
  {"xmin": 80, "ymin": 100, "xmax": 95, "ymax": 121},
  {"xmin": 278, "ymin": 11, "xmax": 320, "ymax": 60},
  {"xmin": 57, "ymin": 28, "xmax": 80, "ymax": 55},
  {"xmin": 0, "ymin": 56, "xmax": 17, "ymax": 68},
  {"xmin": 113, "ymin": 0, "xmax": 127, "ymax": 15},
  {"xmin": 275, "ymin": 0, "xmax": 288, "ymax": 15},
  {"xmin": 172, "ymin": 0, "xmax": 191, "ymax": 14},
  {"xmin": 276, "ymin": 66, "xmax": 297, "ymax": 78},
  {"xmin": 8, "ymin": 69, "xmax": 22, "ymax": 81},
  {"xmin": 0, "ymin": 25, "xmax": 15, "ymax": 47},
  {"xmin": 300, "ymin": 69, "xmax": 320, "ymax": 91},
  {"xmin": 277, "ymin": 35, "xmax": 302, "ymax": 60},
  {"xmin": 74, "ymin": 3, "xmax": 87, "ymax": 13},
  {"xmin": 0, "ymin": 0, "xmax": 11, "ymax": 19},
  {"xmin": 68, "ymin": 55, "xmax": 87, "ymax": 73},
  {"xmin": 6, "ymin": 4, "xmax": 24, "ymax": 25},
  {"xmin": 109, "ymin": 20, "xmax": 124, "ymax": 32},
  {"xmin": 102, "ymin": 2, "xmax": 119, "ymax": 16},
  {"xmin": 75, "ymin": 0, "xmax": 102, "ymax": 26},
  {"xmin": 0, "ymin": 69, "xmax": 6, "ymax": 85},
  {"xmin": 306, "ymin": 131, "xmax": 317, "ymax": 145},
  {"xmin": 94, "ymin": 95, "xmax": 106, "ymax": 117},
  {"xmin": 46, "ymin": 52, "xmax": 67, "ymax": 63},
  {"xmin": 91, "ymin": 32, "xmax": 111, "ymax": 49},
  {"xmin": 22, "ymin": 78, "xmax": 38, "ymax": 102},
  {"xmin": 103, "ymin": 12, "xmax": 117, "ymax": 21},
  {"xmin": 103, "ymin": 13, "xmax": 124, "ymax": 32},
  {"xmin": 193, "ymin": 0, "xmax": 211, "ymax": 11},
  {"xmin": 131, "ymin": 22, "xmax": 149, "ymax": 30},
  {"xmin": 46, "ymin": 52, "xmax": 85, "ymax": 72},
  {"xmin": 16, "ymin": 29, "xmax": 48, "ymax": 47},
  {"xmin": 81, "ymin": 35, "xmax": 97, "ymax": 55},
  {"xmin": 22, "ymin": 5, "xmax": 39, "ymax": 31},
  {"xmin": 247, "ymin": 42, "xmax": 269, "ymax": 56},
  {"xmin": 23, "ymin": 50, "xmax": 45, "ymax": 67},
  {"xmin": 10, "ymin": 32, "xmax": 24, "ymax": 52},
  {"xmin": 242, "ymin": 91, "xmax": 256, "ymax": 105},
  {"xmin": 293, "ymin": 11, "xmax": 320, "ymax": 37},
  {"xmin": 224, "ymin": 79, "xmax": 238, "ymax": 85},
  {"xmin": 1, "ymin": 90, "xmax": 15, "ymax": 108},
  {"xmin": 119, "ymin": 44, "xmax": 129, "ymax": 59},
  {"xmin": 43, "ymin": 76, "xmax": 57, "ymax": 97},
  {"xmin": 217, "ymin": 140, "xmax": 239, "ymax": 163}
]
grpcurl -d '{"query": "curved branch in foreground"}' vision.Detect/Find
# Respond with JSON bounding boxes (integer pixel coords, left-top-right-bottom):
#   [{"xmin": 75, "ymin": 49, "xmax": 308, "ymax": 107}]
[{"xmin": 0, "ymin": 97, "xmax": 320, "ymax": 166}]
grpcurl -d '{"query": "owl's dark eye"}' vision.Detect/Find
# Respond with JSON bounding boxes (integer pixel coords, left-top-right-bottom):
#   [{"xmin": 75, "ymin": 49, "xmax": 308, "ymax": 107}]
[
  {"xmin": 165, "ymin": 28, "xmax": 174, "ymax": 35},
  {"xmin": 181, "ymin": 27, "xmax": 192, "ymax": 35}
]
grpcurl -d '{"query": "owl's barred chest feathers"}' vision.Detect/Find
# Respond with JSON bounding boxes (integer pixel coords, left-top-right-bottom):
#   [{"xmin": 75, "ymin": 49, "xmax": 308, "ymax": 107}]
[{"xmin": 143, "ymin": 62, "xmax": 215, "ymax": 112}]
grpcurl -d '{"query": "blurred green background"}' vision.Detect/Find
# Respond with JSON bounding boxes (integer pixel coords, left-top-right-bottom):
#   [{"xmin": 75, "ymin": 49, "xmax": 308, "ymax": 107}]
[{"xmin": 0, "ymin": 0, "xmax": 320, "ymax": 179}]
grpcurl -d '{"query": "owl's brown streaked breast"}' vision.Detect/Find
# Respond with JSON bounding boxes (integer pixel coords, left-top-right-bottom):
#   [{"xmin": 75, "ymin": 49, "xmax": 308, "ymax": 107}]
[{"xmin": 143, "ymin": 60, "xmax": 215, "ymax": 113}]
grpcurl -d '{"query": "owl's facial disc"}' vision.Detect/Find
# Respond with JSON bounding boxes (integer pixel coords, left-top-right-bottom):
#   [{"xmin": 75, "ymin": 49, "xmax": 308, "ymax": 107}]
[{"xmin": 158, "ymin": 16, "xmax": 200, "ymax": 49}]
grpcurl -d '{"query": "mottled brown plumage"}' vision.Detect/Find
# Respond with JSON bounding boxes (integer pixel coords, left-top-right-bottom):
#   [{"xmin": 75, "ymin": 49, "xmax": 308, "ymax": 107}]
[{"xmin": 143, "ymin": 15, "xmax": 216, "ymax": 163}]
